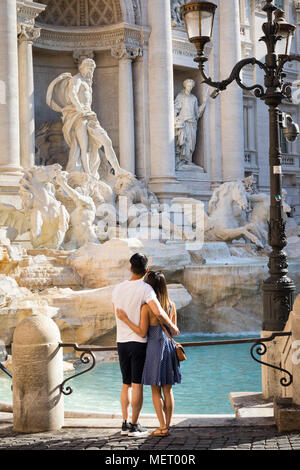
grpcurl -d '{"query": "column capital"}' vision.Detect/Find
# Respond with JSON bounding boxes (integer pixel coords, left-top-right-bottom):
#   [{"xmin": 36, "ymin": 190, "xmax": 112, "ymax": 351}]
[
  {"xmin": 111, "ymin": 43, "xmax": 142, "ymax": 61},
  {"xmin": 294, "ymin": 1, "xmax": 300, "ymax": 16},
  {"xmin": 17, "ymin": 24, "xmax": 41, "ymax": 44}
]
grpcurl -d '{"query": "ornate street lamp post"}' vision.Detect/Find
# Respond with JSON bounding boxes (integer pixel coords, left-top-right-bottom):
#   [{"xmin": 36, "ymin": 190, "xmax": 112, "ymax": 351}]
[{"xmin": 182, "ymin": 0, "xmax": 300, "ymax": 331}]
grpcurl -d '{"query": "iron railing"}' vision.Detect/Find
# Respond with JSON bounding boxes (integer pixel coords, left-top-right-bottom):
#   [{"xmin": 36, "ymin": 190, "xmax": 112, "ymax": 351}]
[
  {"xmin": 0, "ymin": 362, "xmax": 12, "ymax": 379},
  {"xmin": 0, "ymin": 332, "xmax": 292, "ymax": 393},
  {"xmin": 58, "ymin": 331, "xmax": 292, "ymax": 396}
]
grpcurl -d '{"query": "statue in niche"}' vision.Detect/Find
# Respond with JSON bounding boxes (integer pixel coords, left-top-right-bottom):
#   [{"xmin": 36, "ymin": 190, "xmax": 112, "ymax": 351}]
[
  {"xmin": 171, "ymin": 0, "xmax": 186, "ymax": 27},
  {"xmin": 174, "ymin": 79, "xmax": 207, "ymax": 170},
  {"xmin": 46, "ymin": 58, "xmax": 126, "ymax": 180}
]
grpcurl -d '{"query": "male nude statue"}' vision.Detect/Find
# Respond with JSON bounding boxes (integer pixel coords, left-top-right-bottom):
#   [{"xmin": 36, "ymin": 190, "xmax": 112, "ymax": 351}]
[{"xmin": 47, "ymin": 58, "xmax": 125, "ymax": 179}]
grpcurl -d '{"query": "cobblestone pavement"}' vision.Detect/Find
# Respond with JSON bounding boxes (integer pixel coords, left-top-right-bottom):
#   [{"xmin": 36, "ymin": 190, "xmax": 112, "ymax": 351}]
[{"xmin": 0, "ymin": 424, "xmax": 300, "ymax": 451}]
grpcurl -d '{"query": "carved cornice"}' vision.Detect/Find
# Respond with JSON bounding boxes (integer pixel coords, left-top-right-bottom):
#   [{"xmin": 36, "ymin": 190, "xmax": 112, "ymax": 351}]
[
  {"xmin": 34, "ymin": 22, "xmax": 150, "ymax": 53},
  {"xmin": 172, "ymin": 29, "xmax": 202, "ymax": 59},
  {"xmin": 17, "ymin": 1, "xmax": 46, "ymax": 28}
]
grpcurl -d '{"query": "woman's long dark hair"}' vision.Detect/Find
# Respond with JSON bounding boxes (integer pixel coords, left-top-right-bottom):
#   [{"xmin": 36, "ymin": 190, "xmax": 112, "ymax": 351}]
[{"xmin": 144, "ymin": 271, "xmax": 171, "ymax": 316}]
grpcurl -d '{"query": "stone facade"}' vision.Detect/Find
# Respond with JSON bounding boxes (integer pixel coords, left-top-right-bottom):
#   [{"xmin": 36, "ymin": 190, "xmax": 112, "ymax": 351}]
[{"xmin": 0, "ymin": 0, "xmax": 298, "ymax": 214}]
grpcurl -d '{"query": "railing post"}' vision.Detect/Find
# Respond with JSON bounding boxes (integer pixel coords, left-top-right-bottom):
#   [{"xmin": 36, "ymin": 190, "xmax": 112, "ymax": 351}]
[
  {"xmin": 292, "ymin": 295, "xmax": 300, "ymax": 405},
  {"xmin": 12, "ymin": 314, "xmax": 64, "ymax": 433},
  {"xmin": 261, "ymin": 330, "xmax": 286, "ymax": 399},
  {"xmin": 274, "ymin": 295, "xmax": 300, "ymax": 432}
]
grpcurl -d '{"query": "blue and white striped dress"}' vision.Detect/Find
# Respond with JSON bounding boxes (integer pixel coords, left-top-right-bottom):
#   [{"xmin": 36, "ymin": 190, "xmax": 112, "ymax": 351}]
[{"xmin": 142, "ymin": 323, "xmax": 182, "ymax": 387}]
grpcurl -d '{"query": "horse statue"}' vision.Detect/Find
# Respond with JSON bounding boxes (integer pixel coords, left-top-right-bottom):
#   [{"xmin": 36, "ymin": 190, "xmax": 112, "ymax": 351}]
[
  {"xmin": 205, "ymin": 181, "xmax": 264, "ymax": 248},
  {"xmin": 247, "ymin": 188, "xmax": 291, "ymax": 247},
  {"xmin": 0, "ymin": 164, "xmax": 70, "ymax": 249}
]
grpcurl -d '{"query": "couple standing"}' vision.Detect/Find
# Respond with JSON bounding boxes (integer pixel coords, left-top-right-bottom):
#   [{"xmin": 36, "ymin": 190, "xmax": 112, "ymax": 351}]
[{"xmin": 112, "ymin": 253, "xmax": 182, "ymax": 438}]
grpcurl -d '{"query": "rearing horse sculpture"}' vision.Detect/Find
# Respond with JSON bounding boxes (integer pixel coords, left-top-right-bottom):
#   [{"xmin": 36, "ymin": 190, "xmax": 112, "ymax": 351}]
[{"xmin": 205, "ymin": 181, "xmax": 264, "ymax": 248}]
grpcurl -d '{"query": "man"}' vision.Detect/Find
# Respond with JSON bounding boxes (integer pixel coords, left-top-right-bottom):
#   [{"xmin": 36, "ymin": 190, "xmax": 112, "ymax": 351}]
[
  {"xmin": 47, "ymin": 58, "xmax": 125, "ymax": 179},
  {"xmin": 112, "ymin": 253, "xmax": 180, "ymax": 437}
]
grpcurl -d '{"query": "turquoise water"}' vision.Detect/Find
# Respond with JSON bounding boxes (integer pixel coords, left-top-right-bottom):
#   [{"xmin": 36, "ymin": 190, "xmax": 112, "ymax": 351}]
[{"xmin": 0, "ymin": 333, "xmax": 262, "ymax": 415}]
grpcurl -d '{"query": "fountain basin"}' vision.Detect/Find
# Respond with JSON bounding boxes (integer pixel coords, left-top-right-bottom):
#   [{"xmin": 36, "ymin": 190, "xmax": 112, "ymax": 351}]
[{"xmin": 179, "ymin": 261, "xmax": 300, "ymax": 334}]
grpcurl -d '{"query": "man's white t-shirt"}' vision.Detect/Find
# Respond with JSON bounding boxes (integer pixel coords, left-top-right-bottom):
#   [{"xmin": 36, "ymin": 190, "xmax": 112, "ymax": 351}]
[{"xmin": 112, "ymin": 279, "xmax": 157, "ymax": 344}]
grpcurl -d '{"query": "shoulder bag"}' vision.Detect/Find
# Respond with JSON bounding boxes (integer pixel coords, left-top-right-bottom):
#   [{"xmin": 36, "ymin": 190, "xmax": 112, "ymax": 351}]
[{"xmin": 159, "ymin": 321, "xmax": 187, "ymax": 362}]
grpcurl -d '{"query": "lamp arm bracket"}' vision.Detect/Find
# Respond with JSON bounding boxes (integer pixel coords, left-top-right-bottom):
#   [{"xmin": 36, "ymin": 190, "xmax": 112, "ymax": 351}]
[
  {"xmin": 277, "ymin": 54, "xmax": 300, "ymax": 76},
  {"xmin": 200, "ymin": 57, "xmax": 266, "ymax": 98}
]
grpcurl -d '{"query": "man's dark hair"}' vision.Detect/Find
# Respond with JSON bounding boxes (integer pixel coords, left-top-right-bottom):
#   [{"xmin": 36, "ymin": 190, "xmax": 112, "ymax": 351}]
[{"xmin": 130, "ymin": 253, "xmax": 148, "ymax": 276}]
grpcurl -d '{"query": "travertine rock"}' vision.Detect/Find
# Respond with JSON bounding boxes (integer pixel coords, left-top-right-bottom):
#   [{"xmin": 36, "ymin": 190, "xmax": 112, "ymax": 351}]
[
  {"xmin": 286, "ymin": 236, "xmax": 300, "ymax": 259},
  {"xmin": 38, "ymin": 285, "xmax": 115, "ymax": 345},
  {"xmin": 180, "ymin": 262, "xmax": 300, "ymax": 333},
  {"xmin": 167, "ymin": 283, "xmax": 192, "ymax": 310},
  {"xmin": 37, "ymin": 282, "xmax": 192, "ymax": 345},
  {"xmin": 141, "ymin": 240, "xmax": 192, "ymax": 281},
  {"xmin": 67, "ymin": 238, "xmax": 146, "ymax": 288},
  {"xmin": 0, "ymin": 274, "xmax": 58, "ymax": 345}
]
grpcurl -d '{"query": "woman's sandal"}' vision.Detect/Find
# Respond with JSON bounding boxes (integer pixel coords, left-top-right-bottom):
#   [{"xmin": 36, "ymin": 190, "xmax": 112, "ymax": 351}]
[{"xmin": 151, "ymin": 427, "xmax": 169, "ymax": 437}]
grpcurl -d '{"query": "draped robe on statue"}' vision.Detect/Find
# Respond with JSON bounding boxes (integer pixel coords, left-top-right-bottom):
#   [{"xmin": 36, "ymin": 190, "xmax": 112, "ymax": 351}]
[
  {"xmin": 46, "ymin": 73, "xmax": 115, "ymax": 178},
  {"xmin": 174, "ymin": 90, "xmax": 205, "ymax": 166}
]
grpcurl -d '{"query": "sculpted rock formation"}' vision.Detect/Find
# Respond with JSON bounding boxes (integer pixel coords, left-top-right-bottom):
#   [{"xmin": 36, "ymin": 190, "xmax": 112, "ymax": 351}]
[
  {"xmin": 0, "ymin": 268, "xmax": 192, "ymax": 347},
  {"xmin": 0, "ymin": 164, "xmax": 296, "ymax": 254}
]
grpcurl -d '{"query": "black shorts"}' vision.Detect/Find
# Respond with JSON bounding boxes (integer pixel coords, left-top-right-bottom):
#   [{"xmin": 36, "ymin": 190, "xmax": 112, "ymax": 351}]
[{"xmin": 117, "ymin": 342, "xmax": 147, "ymax": 385}]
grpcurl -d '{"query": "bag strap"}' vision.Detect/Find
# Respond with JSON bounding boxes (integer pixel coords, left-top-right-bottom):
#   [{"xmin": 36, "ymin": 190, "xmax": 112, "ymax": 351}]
[{"xmin": 159, "ymin": 320, "xmax": 177, "ymax": 346}]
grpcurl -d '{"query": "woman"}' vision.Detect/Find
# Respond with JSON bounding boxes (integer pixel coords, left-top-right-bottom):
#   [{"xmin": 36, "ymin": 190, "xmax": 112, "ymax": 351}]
[{"xmin": 116, "ymin": 271, "xmax": 181, "ymax": 437}]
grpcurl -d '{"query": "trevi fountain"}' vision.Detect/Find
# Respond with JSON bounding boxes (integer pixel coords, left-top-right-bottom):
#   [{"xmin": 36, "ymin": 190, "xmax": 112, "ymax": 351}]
[{"xmin": 0, "ymin": 55, "xmax": 299, "ymax": 369}]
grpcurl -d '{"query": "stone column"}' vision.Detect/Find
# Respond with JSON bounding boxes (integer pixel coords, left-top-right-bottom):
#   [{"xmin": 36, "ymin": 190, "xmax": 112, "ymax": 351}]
[
  {"xmin": 18, "ymin": 25, "xmax": 40, "ymax": 169},
  {"xmin": 147, "ymin": 0, "xmax": 178, "ymax": 199},
  {"xmin": 133, "ymin": 45, "xmax": 151, "ymax": 182},
  {"xmin": 112, "ymin": 45, "xmax": 139, "ymax": 175},
  {"xmin": 207, "ymin": 0, "xmax": 223, "ymax": 189},
  {"xmin": 219, "ymin": 0, "xmax": 245, "ymax": 182},
  {"xmin": 0, "ymin": 0, "xmax": 21, "ymax": 174}
]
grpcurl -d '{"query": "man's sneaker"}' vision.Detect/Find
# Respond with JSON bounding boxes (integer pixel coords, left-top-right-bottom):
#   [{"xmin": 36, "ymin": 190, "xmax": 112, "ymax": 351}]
[
  {"xmin": 121, "ymin": 421, "xmax": 131, "ymax": 435},
  {"xmin": 128, "ymin": 423, "xmax": 149, "ymax": 437}
]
